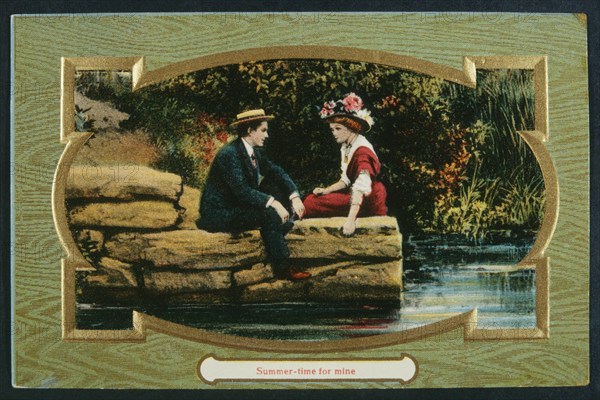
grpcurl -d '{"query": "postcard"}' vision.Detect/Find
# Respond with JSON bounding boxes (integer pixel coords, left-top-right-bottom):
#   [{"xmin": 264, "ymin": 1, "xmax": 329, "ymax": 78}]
[{"xmin": 10, "ymin": 12, "xmax": 590, "ymax": 390}]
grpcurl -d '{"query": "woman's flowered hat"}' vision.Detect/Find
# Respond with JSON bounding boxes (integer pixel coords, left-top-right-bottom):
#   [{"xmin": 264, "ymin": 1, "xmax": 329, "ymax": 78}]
[{"xmin": 318, "ymin": 93, "xmax": 374, "ymax": 132}]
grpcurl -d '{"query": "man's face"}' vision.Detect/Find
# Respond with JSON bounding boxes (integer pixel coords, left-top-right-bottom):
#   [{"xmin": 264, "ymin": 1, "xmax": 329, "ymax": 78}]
[{"xmin": 247, "ymin": 121, "xmax": 269, "ymax": 147}]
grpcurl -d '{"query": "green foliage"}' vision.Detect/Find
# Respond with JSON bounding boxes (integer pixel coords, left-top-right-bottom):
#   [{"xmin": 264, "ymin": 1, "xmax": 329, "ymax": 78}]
[
  {"xmin": 75, "ymin": 61, "xmax": 544, "ymax": 239},
  {"xmin": 447, "ymin": 69, "xmax": 536, "ymax": 178},
  {"xmin": 76, "ymin": 70, "xmax": 131, "ymax": 101},
  {"xmin": 494, "ymin": 170, "xmax": 546, "ymax": 230},
  {"xmin": 428, "ymin": 165, "xmax": 545, "ymax": 242},
  {"xmin": 167, "ymin": 113, "xmax": 232, "ymax": 189},
  {"xmin": 428, "ymin": 166, "xmax": 497, "ymax": 243}
]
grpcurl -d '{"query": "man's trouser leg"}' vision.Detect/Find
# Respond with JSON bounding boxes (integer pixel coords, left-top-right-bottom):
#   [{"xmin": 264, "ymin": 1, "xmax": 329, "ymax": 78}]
[{"xmin": 230, "ymin": 207, "xmax": 292, "ymax": 275}]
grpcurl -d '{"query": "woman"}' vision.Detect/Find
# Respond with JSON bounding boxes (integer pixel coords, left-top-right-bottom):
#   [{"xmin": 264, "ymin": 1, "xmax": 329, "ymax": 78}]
[{"xmin": 303, "ymin": 93, "xmax": 387, "ymax": 235}]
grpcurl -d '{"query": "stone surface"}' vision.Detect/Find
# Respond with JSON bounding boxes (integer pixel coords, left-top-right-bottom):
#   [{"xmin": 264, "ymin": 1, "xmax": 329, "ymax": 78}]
[
  {"xmin": 76, "ymin": 229, "xmax": 105, "ymax": 250},
  {"xmin": 69, "ymin": 200, "xmax": 180, "ymax": 229},
  {"xmin": 86, "ymin": 257, "xmax": 137, "ymax": 288},
  {"xmin": 233, "ymin": 263, "xmax": 274, "ymax": 287},
  {"xmin": 143, "ymin": 270, "xmax": 231, "ymax": 294},
  {"xmin": 309, "ymin": 261, "xmax": 403, "ymax": 301},
  {"xmin": 238, "ymin": 261, "xmax": 402, "ymax": 303},
  {"xmin": 105, "ymin": 230, "xmax": 263, "ymax": 269},
  {"xmin": 288, "ymin": 216, "xmax": 402, "ymax": 260},
  {"xmin": 74, "ymin": 91, "xmax": 129, "ymax": 131},
  {"xmin": 177, "ymin": 185, "xmax": 201, "ymax": 230},
  {"xmin": 240, "ymin": 279, "xmax": 307, "ymax": 303},
  {"xmin": 305, "ymin": 260, "xmax": 370, "ymax": 278},
  {"xmin": 66, "ymin": 165, "xmax": 182, "ymax": 201}
]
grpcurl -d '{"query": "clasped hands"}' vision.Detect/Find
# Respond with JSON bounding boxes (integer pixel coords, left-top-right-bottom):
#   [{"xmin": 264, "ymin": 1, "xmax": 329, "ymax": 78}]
[
  {"xmin": 271, "ymin": 197, "xmax": 305, "ymax": 223},
  {"xmin": 272, "ymin": 189, "xmax": 357, "ymax": 236}
]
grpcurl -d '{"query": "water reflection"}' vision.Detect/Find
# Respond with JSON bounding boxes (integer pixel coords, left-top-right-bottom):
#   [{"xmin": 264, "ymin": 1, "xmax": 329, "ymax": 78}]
[{"xmin": 399, "ymin": 235, "xmax": 536, "ymax": 329}]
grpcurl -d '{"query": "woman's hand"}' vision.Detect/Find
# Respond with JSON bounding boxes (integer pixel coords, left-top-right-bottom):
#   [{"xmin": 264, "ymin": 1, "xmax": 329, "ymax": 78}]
[
  {"xmin": 342, "ymin": 218, "xmax": 356, "ymax": 236},
  {"xmin": 313, "ymin": 187, "xmax": 329, "ymax": 196}
]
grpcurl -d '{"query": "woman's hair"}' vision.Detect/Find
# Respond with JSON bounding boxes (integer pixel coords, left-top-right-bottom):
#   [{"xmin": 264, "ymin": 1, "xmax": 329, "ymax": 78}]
[
  {"xmin": 328, "ymin": 116, "xmax": 363, "ymax": 133},
  {"xmin": 235, "ymin": 119, "xmax": 265, "ymax": 137}
]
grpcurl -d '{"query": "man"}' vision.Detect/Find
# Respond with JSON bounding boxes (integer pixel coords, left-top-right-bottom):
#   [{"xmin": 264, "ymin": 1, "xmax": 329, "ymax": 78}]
[{"xmin": 197, "ymin": 109, "xmax": 311, "ymax": 281}]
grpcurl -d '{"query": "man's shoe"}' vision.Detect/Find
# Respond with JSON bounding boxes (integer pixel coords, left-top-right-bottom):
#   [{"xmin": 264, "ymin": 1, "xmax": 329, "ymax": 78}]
[{"xmin": 287, "ymin": 267, "xmax": 311, "ymax": 281}]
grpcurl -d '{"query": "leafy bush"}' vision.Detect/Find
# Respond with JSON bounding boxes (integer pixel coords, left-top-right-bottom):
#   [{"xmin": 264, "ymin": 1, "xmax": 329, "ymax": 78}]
[
  {"xmin": 75, "ymin": 61, "xmax": 544, "ymax": 239},
  {"xmin": 166, "ymin": 112, "xmax": 232, "ymax": 189},
  {"xmin": 75, "ymin": 70, "xmax": 131, "ymax": 101}
]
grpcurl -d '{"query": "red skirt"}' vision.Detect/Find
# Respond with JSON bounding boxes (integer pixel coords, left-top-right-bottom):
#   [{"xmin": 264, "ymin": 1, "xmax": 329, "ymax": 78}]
[{"xmin": 303, "ymin": 181, "xmax": 387, "ymax": 218}]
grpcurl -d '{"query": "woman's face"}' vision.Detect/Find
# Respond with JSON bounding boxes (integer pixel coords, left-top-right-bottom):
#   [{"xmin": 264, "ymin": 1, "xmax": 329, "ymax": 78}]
[{"xmin": 329, "ymin": 123, "xmax": 354, "ymax": 144}]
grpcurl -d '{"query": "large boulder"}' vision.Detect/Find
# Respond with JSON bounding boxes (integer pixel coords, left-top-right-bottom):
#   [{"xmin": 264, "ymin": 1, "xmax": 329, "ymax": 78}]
[
  {"xmin": 79, "ymin": 213, "xmax": 403, "ymax": 303},
  {"xmin": 177, "ymin": 185, "xmax": 201, "ymax": 230},
  {"xmin": 103, "ymin": 216, "xmax": 400, "ymax": 268},
  {"xmin": 85, "ymin": 257, "xmax": 138, "ymax": 288},
  {"xmin": 233, "ymin": 263, "xmax": 274, "ymax": 287},
  {"xmin": 143, "ymin": 270, "xmax": 232, "ymax": 294},
  {"xmin": 104, "ymin": 230, "xmax": 264, "ymax": 269},
  {"xmin": 69, "ymin": 201, "xmax": 180, "ymax": 229},
  {"xmin": 239, "ymin": 260, "xmax": 402, "ymax": 303},
  {"xmin": 289, "ymin": 217, "xmax": 401, "ymax": 260},
  {"xmin": 66, "ymin": 165, "xmax": 182, "ymax": 201},
  {"xmin": 308, "ymin": 261, "xmax": 402, "ymax": 301}
]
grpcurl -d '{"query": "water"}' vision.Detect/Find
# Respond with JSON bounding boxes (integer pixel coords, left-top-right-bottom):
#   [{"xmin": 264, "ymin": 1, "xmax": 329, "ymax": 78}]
[{"xmin": 76, "ymin": 235, "xmax": 536, "ymax": 340}]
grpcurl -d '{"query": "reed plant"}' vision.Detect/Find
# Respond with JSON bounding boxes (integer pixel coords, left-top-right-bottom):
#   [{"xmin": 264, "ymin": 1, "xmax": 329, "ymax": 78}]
[
  {"xmin": 428, "ymin": 164, "xmax": 545, "ymax": 242},
  {"xmin": 474, "ymin": 69, "xmax": 537, "ymax": 178}
]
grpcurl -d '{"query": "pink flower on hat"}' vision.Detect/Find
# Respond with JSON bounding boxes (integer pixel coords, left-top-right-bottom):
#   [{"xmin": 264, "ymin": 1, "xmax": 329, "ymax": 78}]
[
  {"xmin": 317, "ymin": 92, "xmax": 375, "ymax": 130},
  {"xmin": 319, "ymin": 101, "xmax": 336, "ymax": 117},
  {"xmin": 342, "ymin": 93, "xmax": 363, "ymax": 112}
]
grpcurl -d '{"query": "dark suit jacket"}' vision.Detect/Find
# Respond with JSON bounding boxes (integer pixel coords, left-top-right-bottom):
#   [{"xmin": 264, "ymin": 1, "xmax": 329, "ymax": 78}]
[{"xmin": 197, "ymin": 138, "xmax": 298, "ymax": 232}]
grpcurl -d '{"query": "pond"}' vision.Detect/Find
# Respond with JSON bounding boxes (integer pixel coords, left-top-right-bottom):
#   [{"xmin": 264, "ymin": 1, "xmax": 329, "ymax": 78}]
[{"xmin": 76, "ymin": 235, "xmax": 536, "ymax": 341}]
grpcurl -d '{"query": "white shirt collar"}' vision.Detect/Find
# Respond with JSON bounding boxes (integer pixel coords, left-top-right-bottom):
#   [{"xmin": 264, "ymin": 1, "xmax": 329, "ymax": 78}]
[{"xmin": 241, "ymin": 137, "xmax": 254, "ymax": 157}]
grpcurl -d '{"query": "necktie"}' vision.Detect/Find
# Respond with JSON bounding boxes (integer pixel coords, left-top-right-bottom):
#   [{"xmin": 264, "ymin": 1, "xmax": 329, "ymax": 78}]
[{"xmin": 251, "ymin": 154, "xmax": 257, "ymax": 169}]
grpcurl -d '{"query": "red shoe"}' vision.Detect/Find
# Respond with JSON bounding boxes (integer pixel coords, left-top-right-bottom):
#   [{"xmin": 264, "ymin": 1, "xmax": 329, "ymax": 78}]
[{"xmin": 287, "ymin": 267, "xmax": 311, "ymax": 281}]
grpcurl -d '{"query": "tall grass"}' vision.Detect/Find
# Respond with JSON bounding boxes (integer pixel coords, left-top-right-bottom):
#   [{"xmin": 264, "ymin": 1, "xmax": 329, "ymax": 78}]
[
  {"xmin": 429, "ymin": 164, "xmax": 545, "ymax": 242},
  {"xmin": 430, "ymin": 166, "xmax": 500, "ymax": 243},
  {"xmin": 495, "ymin": 170, "xmax": 546, "ymax": 229},
  {"xmin": 476, "ymin": 69, "xmax": 537, "ymax": 178},
  {"xmin": 445, "ymin": 69, "xmax": 537, "ymax": 178}
]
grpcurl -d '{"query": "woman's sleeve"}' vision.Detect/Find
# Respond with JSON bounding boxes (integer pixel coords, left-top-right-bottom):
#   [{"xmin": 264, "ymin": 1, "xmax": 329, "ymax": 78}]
[
  {"xmin": 352, "ymin": 171, "xmax": 372, "ymax": 195},
  {"xmin": 349, "ymin": 148, "xmax": 379, "ymax": 195}
]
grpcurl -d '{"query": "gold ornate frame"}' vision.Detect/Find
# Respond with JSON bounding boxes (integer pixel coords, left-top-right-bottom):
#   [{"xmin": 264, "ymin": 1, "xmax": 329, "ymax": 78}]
[{"xmin": 54, "ymin": 46, "xmax": 556, "ymax": 352}]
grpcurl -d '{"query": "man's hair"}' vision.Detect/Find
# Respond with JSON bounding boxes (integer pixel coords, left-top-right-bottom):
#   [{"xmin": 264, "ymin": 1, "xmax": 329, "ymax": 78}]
[
  {"xmin": 235, "ymin": 120, "xmax": 265, "ymax": 137},
  {"xmin": 328, "ymin": 116, "xmax": 363, "ymax": 133}
]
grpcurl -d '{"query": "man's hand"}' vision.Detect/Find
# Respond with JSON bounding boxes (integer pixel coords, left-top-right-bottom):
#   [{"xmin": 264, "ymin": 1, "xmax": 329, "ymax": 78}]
[
  {"xmin": 313, "ymin": 187, "xmax": 329, "ymax": 196},
  {"xmin": 291, "ymin": 197, "xmax": 305, "ymax": 219},
  {"xmin": 271, "ymin": 200, "xmax": 290, "ymax": 223},
  {"xmin": 342, "ymin": 218, "xmax": 356, "ymax": 236}
]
